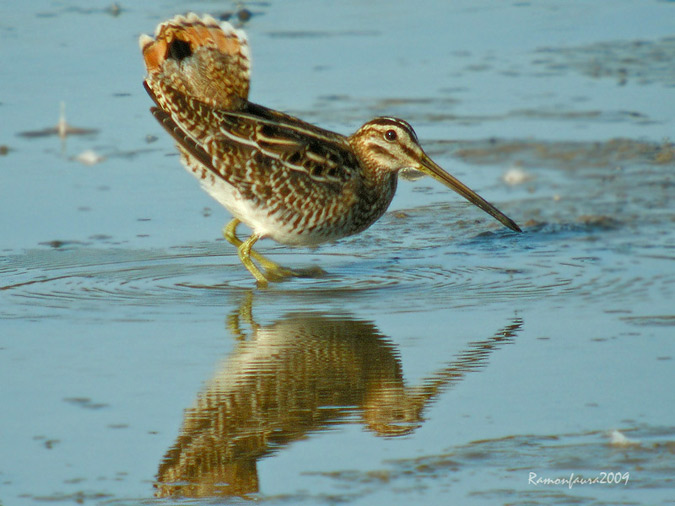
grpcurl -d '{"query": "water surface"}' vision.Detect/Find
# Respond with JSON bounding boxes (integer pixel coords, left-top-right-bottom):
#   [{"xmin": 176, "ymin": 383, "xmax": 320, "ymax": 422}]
[{"xmin": 1, "ymin": 1, "xmax": 674, "ymax": 505}]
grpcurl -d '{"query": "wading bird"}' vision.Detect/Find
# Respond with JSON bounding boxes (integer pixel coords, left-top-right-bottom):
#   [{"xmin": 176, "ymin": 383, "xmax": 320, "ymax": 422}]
[{"xmin": 140, "ymin": 14, "xmax": 521, "ymax": 285}]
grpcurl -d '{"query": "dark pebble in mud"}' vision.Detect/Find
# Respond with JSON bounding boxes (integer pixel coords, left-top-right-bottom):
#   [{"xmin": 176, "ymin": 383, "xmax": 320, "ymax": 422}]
[
  {"xmin": 577, "ymin": 214, "xmax": 622, "ymax": 230},
  {"xmin": 39, "ymin": 239, "xmax": 86, "ymax": 249},
  {"xmin": 237, "ymin": 8, "xmax": 253, "ymax": 22},
  {"xmin": 217, "ymin": 8, "xmax": 253, "ymax": 23}
]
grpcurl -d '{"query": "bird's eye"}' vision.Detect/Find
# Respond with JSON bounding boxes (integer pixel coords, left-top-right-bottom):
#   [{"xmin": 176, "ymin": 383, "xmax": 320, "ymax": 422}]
[{"xmin": 384, "ymin": 129, "xmax": 397, "ymax": 141}]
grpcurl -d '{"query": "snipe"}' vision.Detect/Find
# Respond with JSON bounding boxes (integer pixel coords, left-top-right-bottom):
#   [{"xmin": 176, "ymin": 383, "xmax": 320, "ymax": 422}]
[{"xmin": 140, "ymin": 14, "xmax": 521, "ymax": 285}]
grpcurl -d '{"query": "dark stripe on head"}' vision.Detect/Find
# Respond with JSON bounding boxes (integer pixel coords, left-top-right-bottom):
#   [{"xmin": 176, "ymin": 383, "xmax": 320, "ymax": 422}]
[{"xmin": 370, "ymin": 117, "xmax": 418, "ymax": 142}]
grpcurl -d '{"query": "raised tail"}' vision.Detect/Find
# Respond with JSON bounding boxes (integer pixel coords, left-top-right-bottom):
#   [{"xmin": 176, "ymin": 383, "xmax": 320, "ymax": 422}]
[{"xmin": 140, "ymin": 13, "xmax": 251, "ymax": 111}]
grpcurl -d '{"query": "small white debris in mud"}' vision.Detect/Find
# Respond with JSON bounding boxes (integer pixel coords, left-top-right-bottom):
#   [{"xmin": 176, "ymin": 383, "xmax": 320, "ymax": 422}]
[
  {"xmin": 73, "ymin": 149, "xmax": 105, "ymax": 166},
  {"xmin": 608, "ymin": 430, "xmax": 640, "ymax": 447},
  {"xmin": 502, "ymin": 165, "xmax": 533, "ymax": 185}
]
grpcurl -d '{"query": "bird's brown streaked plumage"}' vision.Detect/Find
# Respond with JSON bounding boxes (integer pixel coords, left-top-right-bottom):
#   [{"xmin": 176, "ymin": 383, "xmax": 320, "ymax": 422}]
[{"xmin": 140, "ymin": 13, "xmax": 521, "ymax": 285}]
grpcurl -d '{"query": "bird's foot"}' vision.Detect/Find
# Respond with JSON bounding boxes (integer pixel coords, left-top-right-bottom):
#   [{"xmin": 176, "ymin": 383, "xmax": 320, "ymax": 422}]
[{"xmin": 259, "ymin": 263, "xmax": 327, "ymax": 284}]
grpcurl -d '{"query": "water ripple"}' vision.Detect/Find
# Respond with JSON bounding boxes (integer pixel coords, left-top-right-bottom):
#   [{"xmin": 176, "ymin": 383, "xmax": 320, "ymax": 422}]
[{"xmin": 2, "ymin": 216, "xmax": 672, "ymax": 318}]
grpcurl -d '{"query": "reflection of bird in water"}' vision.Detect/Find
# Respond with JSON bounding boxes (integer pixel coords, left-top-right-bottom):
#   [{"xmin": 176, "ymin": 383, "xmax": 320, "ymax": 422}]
[
  {"xmin": 139, "ymin": 14, "xmax": 521, "ymax": 285},
  {"xmin": 155, "ymin": 296, "xmax": 523, "ymax": 497}
]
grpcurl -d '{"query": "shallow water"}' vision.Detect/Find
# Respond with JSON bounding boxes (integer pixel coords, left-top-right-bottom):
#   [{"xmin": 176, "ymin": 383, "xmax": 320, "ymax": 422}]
[{"xmin": 1, "ymin": 1, "xmax": 674, "ymax": 505}]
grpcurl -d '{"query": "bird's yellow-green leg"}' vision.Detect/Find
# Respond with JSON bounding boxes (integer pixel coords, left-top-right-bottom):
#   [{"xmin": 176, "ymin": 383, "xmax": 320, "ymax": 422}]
[
  {"xmin": 223, "ymin": 219, "xmax": 297, "ymax": 283},
  {"xmin": 223, "ymin": 219, "xmax": 270, "ymax": 267},
  {"xmin": 238, "ymin": 233, "xmax": 270, "ymax": 285}
]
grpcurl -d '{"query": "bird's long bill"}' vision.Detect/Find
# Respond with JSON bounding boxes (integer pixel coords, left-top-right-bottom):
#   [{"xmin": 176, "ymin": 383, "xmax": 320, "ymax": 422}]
[{"xmin": 417, "ymin": 153, "xmax": 522, "ymax": 232}]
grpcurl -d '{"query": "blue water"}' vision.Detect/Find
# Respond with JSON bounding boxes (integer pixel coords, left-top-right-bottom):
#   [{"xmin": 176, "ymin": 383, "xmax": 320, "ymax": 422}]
[{"xmin": 1, "ymin": 1, "xmax": 674, "ymax": 505}]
